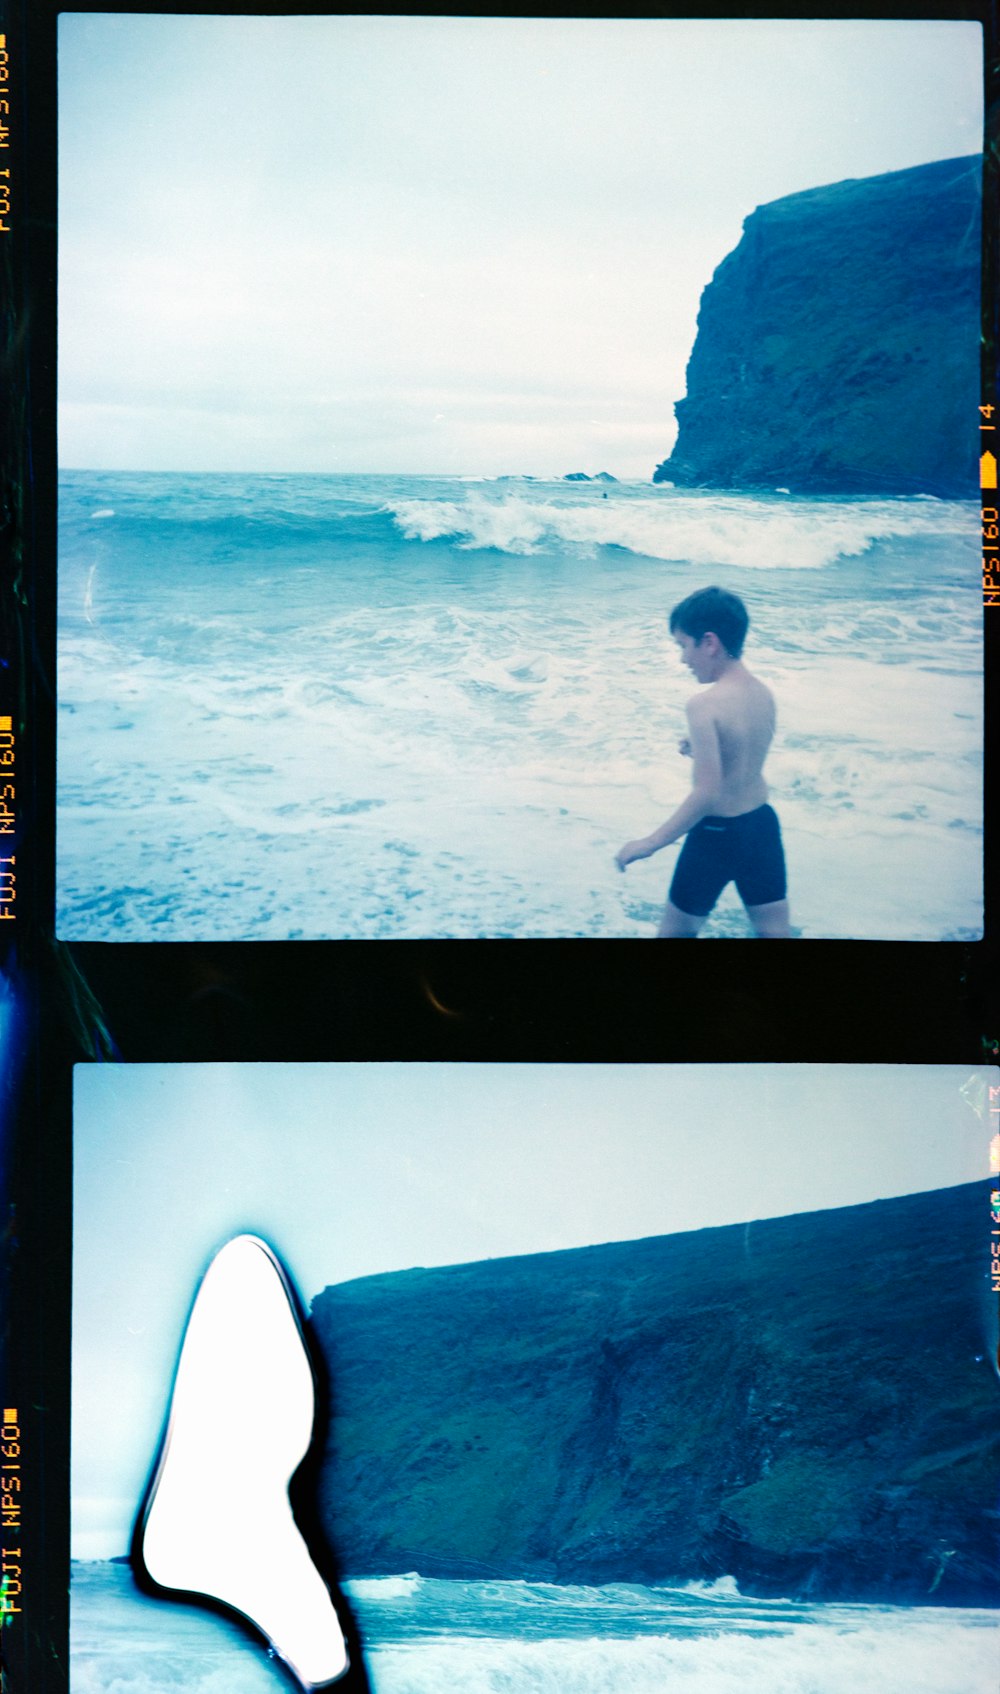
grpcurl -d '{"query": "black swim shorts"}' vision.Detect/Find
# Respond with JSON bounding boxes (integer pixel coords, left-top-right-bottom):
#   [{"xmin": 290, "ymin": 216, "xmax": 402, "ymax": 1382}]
[{"xmin": 669, "ymin": 803, "xmax": 787, "ymax": 917}]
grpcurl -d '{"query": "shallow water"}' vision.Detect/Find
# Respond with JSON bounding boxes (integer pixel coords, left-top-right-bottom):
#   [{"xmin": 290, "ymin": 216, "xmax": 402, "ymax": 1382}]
[{"xmin": 57, "ymin": 472, "xmax": 982, "ymax": 939}]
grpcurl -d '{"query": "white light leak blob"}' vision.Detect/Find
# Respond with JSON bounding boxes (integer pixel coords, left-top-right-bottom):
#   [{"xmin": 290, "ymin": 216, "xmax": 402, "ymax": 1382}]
[{"xmin": 139, "ymin": 1235, "xmax": 349, "ymax": 1687}]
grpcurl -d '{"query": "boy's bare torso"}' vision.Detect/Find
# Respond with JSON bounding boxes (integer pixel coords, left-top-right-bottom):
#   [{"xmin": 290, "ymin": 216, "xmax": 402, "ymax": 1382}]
[{"xmin": 690, "ymin": 666, "xmax": 776, "ymax": 815}]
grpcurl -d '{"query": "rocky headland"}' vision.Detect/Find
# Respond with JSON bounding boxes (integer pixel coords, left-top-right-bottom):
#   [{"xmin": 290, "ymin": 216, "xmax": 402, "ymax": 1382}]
[
  {"xmin": 310, "ymin": 1180, "xmax": 999, "ymax": 1604},
  {"xmin": 654, "ymin": 156, "xmax": 982, "ymax": 497}
]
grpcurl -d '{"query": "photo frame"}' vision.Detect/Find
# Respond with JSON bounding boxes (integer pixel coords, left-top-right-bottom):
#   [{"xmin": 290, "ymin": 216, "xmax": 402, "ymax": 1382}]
[{"xmin": 1, "ymin": 5, "xmax": 998, "ymax": 1692}]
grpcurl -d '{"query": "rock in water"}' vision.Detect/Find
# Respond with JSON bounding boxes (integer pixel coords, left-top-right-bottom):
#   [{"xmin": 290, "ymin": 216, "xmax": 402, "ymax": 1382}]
[
  {"xmin": 654, "ymin": 156, "xmax": 982, "ymax": 497},
  {"xmin": 310, "ymin": 1181, "xmax": 999, "ymax": 1603}
]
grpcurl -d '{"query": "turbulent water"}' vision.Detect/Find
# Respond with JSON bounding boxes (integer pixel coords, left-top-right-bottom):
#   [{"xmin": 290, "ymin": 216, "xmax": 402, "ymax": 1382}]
[
  {"xmin": 56, "ymin": 472, "xmax": 982, "ymax": 939},
  {"xmin": 71, "ymin": 1563, "xmax": 999, "ymax": 1694}
]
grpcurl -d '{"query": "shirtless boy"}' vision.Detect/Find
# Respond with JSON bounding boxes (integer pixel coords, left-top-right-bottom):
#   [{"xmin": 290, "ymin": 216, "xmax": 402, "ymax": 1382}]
[{"xmin": 615, "ymin": 586, "xmax": 790, "ymax": 938}]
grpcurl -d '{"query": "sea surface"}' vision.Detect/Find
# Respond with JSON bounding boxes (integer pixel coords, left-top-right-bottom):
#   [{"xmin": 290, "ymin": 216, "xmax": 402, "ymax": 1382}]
[
  {"xmin": 71, "ymin": 1562, "xmax": 999, "ymax": 1694},
  {"xmin": 56, "ymin": 472, "xmax": 983, "ymax": 939}
]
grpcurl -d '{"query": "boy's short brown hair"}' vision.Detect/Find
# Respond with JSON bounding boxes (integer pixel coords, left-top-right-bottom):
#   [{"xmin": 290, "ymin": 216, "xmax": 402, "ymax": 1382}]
[{"xmin": 669, "ymin": 586, "xmax": 749, "ymax": 658}]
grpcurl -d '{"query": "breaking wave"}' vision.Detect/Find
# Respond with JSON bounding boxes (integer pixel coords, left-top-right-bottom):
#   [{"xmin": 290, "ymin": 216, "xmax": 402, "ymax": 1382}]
[
  {"xmin": 343, "ymin": 1573, "xmax": 423, "ymax": 1602},
  {"xmin": 386, "ymin": 490, "xmax": 973, "ymax": 571}
]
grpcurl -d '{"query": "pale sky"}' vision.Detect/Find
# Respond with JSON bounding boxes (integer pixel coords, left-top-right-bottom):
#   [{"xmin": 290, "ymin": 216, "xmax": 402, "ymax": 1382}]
[
  {"xmin": 57, "ymin": 15, "xmax": 983, "ymax": 478},
  {"xmin": 72, "ymin": 1061, "xmax": 996, "ymax": 1558}
]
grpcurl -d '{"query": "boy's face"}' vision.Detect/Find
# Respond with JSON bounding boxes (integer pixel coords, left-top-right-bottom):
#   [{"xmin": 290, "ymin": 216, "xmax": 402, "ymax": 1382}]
[{"xmin": 674, "ymin": 630, "xmax": 720, "ymax": 682}]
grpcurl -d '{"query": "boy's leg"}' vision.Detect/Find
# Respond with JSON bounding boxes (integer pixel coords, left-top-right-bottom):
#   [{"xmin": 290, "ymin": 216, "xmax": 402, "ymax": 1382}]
[
  {"xmin": 657, "ymin": 899, "xmax": 707, "ymax": 938},
  {"xmin": 735, "ymin": 808, "xmax": 789, "ymax": 938},
  {"xmin": 662, "ymin": 821, "xmax": 725, "ymax": 938},
  {"xmin": 745, "ymin": 898, "xmax": 791, "ymax": 938}
]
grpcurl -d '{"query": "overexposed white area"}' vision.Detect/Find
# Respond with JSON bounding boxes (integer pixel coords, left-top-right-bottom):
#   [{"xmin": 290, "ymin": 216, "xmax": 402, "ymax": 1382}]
[
  {"xmin": 141, "ymin": 1236, "xmax": 348, "ymax": 1687},
  {"xmin": 72, "ymin": 1063, "xmax": 996, "ymax": 1559},
  {"xmin": 58, "ymin": 16, "xmax": 983, "ymax": 477},
  {"xmin": 142, "ymin": 1240, "xmax": 349, "ymax": 1687}
]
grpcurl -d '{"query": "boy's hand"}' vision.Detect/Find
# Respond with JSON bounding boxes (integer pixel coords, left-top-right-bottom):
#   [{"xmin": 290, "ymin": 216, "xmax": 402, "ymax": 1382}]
[
  {"xmin": 678, "ymin": 737, "xmax": 691, "ymax": 757},
  {"xmin": 615, "ymin": 839, "xmax": 649, "ymax": 871}
]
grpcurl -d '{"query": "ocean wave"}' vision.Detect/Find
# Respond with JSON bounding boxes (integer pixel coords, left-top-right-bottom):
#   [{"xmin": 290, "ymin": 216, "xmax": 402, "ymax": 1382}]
[
  {"xmin": 667, "ymin": 1574, "xmax": 744, "ymax": 1599},
  {"xmin": 343, "ymin": 1573, "xmax": 423, "ymax": 1602},
  {"xmin": 386, "ymin": 492, "xmax": 973, "ymax": 571}
]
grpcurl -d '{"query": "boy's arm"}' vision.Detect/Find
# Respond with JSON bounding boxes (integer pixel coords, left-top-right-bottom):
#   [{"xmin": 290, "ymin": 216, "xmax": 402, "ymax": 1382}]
[{"xmin": 615, "ymin": 697, "xmax": 722, "ymax": 869}]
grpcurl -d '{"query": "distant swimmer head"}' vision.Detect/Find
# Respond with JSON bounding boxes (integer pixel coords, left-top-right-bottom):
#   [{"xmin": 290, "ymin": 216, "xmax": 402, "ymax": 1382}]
[{"xmin": 671, "ymin": 582, "xmax": 749, "ymax": 660}]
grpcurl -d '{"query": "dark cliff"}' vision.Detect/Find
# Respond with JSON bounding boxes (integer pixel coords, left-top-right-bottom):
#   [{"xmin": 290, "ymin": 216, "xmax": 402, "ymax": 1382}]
[
  {"xmin": 654, "ymin": 156, "xmax": 982, "ymax": 497},
  {"xmin": 310, "ymin": 1181, "xmax": 999, "ymax": 1603}
]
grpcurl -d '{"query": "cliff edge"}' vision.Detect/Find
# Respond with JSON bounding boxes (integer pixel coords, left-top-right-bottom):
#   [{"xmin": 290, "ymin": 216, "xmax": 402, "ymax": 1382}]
[{"xmin": 654, "ymin": 156, "xmax": 982, "ymax": 497}]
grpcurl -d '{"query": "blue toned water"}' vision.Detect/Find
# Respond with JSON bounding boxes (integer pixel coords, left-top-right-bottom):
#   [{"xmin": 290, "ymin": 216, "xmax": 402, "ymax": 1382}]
[
  {"xmin": 71, "ymin": 1562, "xmax": 999, "ymax": 1694},
  {"xmin": 56, "ymin": 472, "xmax": 982, "ymax": 939}
]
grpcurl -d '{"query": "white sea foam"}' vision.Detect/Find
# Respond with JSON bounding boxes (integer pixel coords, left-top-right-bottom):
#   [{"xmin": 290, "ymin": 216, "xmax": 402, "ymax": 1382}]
[
  {"xmin": 670, "ymin": 1575, "xmax": 744, "ymax": 1599},
  {"xmin": 343, "ymin": 1573, "xmax": 423, "ymax": 1601},
  {"xmin": 71, "ymin": 1627, "xmax": 998, "ymax": 1694},
  {"xmin": 72, "ymin": 1664, "xmax": 278, "ymax": 1694},
  {"xmin": 386, "ymin": 491, "xmax": 974, "ymax": 571},
  {"xmin": 361, "ymin": 1614, "xmax": 1000, "ymax": 1694}
]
